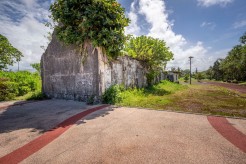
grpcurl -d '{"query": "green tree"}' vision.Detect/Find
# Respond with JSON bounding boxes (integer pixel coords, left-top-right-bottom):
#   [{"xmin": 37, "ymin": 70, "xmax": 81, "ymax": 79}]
[
  {"xmin": 31, "ymin": 63, "xmax": 41, "ymax": 74},
  {"xmin": 125, "ymin": 36, "xmax": 173, "ymax": 70},
  {"xmin": 206, "ymin": 66, "xmax": 213, "ymax": 80},
  {"xmin": 196, "ymin": 72, "xmax": 204, "ymax": 82},
  {"xmin": 240, "ymin": 32, "xmax": 246, "ymax": 45},
  {"xmin": 184, "ymin": 74, "xmax": 189, "ymax": 82},
  {"xmin": 206, "ymin": 32, "xmax": 246, "ymax": 82},
  {"xmin": 220, "ymin": 45, "xmax": 246, "ymax": 81},
  {"xmin": 50, "ymin": 0, "xmax": 130, "ymax": 58},
  {"xmin": 0, "ymin": 34, "xmax": 23, "ymax": 70},
  {"xmin": 124, "ymin": 36, "xmax": 173, "ymax": 84},
  {"xmin": 212, "ymin": 59, "xmax": 224, "ymax": 81},
  {"xmin": 181, "ymin": 69, "xmax": 190, "ymax": 77}
]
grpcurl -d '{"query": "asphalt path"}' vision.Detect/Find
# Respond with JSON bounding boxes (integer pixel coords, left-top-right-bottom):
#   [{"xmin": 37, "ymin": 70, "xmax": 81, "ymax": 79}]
[{"xmin": 0, "ymin": 100, "xmax": 245, "ymax": 164}]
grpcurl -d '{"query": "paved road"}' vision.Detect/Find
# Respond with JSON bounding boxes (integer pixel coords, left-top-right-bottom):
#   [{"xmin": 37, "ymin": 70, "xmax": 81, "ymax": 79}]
[{"xmin": 0, "ymin": 100, "xmax": 246, "ymax": 163}]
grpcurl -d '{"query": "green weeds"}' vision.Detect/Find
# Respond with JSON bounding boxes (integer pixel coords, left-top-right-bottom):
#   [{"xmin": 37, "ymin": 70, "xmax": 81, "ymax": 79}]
[
  {"xmin": 102, "ymin": 80, "xmax": 187, "ymax": 108},
  {"xmin": 0, "ymin": 71, "xmax": 41, "ymax": 101}
]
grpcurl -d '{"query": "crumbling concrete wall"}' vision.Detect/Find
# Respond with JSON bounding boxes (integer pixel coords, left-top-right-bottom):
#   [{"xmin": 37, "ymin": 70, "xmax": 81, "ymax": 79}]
[{"xmin": 41, "ymin": 36, "xmax": 148, "ymax": 101}]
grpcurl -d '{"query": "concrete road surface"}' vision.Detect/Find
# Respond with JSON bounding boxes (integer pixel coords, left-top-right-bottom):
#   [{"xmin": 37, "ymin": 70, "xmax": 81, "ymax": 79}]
[{"xmin": 0, "ymin": 100, "xmax": 245, "ymax": 164}]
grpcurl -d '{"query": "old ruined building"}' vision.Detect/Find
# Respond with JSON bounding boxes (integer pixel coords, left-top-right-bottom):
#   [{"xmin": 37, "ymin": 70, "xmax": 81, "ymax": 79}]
[{"xmin": 41, "ymin": 35, "xmax": 153, "ymax": 102}]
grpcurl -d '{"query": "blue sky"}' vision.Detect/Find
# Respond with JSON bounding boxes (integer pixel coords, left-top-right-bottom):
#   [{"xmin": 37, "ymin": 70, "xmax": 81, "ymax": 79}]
[{"xmin": 0, "ymin": 0, "xmax": 245, "ymax": 71}]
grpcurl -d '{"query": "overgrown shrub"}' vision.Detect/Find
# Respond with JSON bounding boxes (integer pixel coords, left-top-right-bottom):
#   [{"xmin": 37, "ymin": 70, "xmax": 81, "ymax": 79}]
[
  {"xmin": 27, "ymin": 91, "xmax": 47, "ymax": 100},
  {"xmin": 0, "ymin": 78, "xmax": 19, "ymax": 101},
  {"xmin": 232, "ymin": 79, "xmax": 238, "ymax": 84},
  {"xmin": 184, "ymin": 74, "xmax": 189, "ymax": 82},
  {"xmin": 102, "ymin": 85, "xmax": 124, "ymax": 104},
  {"xmin": 0, "ymin": 71, "xmax": 41, "ymax": 101},
  {"xmin": 50, "ymin": 0, "xmax": 130, "ymax": 58},
  {"xmin": 195, "ymin": 72, "xmax": 204, "ymax": 82}
]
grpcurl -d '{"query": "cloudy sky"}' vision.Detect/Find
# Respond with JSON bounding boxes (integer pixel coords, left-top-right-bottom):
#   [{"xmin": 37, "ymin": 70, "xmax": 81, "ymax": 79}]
[{"xmin": 0, "ymin": 0, "xmax": 246, "ymax": 71}]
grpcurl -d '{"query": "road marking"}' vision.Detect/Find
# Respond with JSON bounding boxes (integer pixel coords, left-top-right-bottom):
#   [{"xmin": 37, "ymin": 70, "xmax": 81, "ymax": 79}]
[
  {"xmin": 0, "ymin": 104, "xmax": 110, "ymax": 164},
  {"xmin": 207, "ymin": 116, "xmax": 246, "ymax": 153}
]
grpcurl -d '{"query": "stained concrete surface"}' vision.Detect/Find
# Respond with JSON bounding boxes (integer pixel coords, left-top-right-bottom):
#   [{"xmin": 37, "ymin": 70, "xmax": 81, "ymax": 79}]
[
  {"xmin": 0, "ymin": 100, "xmax": 99, "ymax": 157},
  {"xmin": 17, "ymin": 107, "xmax": 246, "ymax": 164}
]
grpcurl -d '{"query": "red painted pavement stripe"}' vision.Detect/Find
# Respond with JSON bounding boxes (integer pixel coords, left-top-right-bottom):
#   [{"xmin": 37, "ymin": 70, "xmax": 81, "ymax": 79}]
[
  {"xmin": 207, "ymin": 116, "xmax": 246, "ymax": 153},
  {"xmin": 0, "ymin": 104, "xmax": 110, "ymax": 164}
]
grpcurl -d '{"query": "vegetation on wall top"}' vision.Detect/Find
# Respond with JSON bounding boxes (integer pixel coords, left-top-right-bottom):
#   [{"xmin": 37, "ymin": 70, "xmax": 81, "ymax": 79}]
[
  {"xmin": 124, "ymin": 36, "xmax": 174, "ymax": 84},
  {"xmin": 50, "ymin": 0, "xmax": 130, "ymax": 58},
  {"xmin": 125, "ymin": 36, "xmax": 173, "ymax": 70}
]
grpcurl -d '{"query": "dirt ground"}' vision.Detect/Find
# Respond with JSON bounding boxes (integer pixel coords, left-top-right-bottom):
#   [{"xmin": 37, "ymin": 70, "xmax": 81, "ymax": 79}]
[{"xmin": 204, "ymin": 81, "xmax": 246, "ymax": 94}]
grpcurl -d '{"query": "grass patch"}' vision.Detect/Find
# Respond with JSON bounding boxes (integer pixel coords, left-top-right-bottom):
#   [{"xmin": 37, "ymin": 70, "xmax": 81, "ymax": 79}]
[
  {"xmin": 105, "ymin": 80, "xmax": 246, "ymax": 118},
  {"xmin": 115, "ymin": 80, "xmax": 188, "ymax": 108},
  {"xmin": 14, "ymin": 90, "xmax": 47, "ymax": 101},
  {"xmin": 166, "ymin": 85, "xmax": 246, "ymax": 117},
  {"xmin": 239, "ymin": 82, "xmax": 246, "ymax": 86}
]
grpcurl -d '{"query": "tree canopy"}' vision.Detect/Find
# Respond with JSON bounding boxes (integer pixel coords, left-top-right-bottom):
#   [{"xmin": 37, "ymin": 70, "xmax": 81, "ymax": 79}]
[
  {"xmin": 31, "ymin": 63, "xmax": 41, "ymax": 74},
  {"xmin": 50, "ymin": 0, "xmax": 130, "ymax": 58},
  {"xmin": 125, "ymin": 36, "xmax": 173, "ymax": 71},
  {"xmin": 206, "ymin": 32, "xmax": 246, "ymax": 82},
  {"xmin": 0, "ymin": 34, "xmax": 23, "ymax": 70},
  {"xmin": 124, "ymin": 36, "xmax": 173, "ymax": 84}
]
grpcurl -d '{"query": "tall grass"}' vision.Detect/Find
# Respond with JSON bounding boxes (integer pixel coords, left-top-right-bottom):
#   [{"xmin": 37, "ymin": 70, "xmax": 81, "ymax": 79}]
[
  {"xmin": 102, "ymin": 80, "xmax": 188, "ymax": 109},
  {"xmin": 118, "ymin": 80, "xmax": 187, "ymax": 108}
]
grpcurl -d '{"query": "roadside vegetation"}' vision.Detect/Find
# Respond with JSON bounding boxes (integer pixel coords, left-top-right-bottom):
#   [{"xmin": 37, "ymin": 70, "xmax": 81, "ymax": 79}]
[
  {"xmin": 205, "ymin": 32, "xmax": 246, "ymax": 83},
  {"xmin": 102, "ymin": 80, "xmax": 246, "ymax": 118},
  {"xmin": 168, "ymin": 85, "xmax": 246, "ymax": 117},
  {"xmin": 0, "ymin": 63, "xmax": 45, "ymax": 101},
  {"xmin": 118, "ymin": 81, "xmax": 187, "ymax": 108}
]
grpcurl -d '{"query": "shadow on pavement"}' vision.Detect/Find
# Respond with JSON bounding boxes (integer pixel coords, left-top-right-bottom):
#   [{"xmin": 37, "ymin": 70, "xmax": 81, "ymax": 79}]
[{"xmin": 0, "ymin": 100, "xmax": 113, "ymax": 134}]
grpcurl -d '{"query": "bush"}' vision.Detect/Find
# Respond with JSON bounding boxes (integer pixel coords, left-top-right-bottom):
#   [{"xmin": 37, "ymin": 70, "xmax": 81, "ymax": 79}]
[
  {"xmin": 0, "ymin": 71, "xmax": 41, "ymax": 101},
  {"xmin": 184, "ymin": 74, "xmax": 189, "ymax": 82},
  {"xmin": 0, "ymin": 78, "xmax": 19, "ymax": 101},
  {"xmin": 18, "ymin": 86, "xmax": 31, "ymax": 96},
  {"xmin": 102, "ymin": 85, "xmax": 124, "ymax": 104},
  {"xmin": 50, "ymin": 0, "xmax": 130, "ymax": 58},
  {"xmin": 27, "ymin": 91, "xmax": 47, "ymax": 100},
  {"xmin": 196, "ymin": 73, "xmax": 204, "ymax": 82},
  {"xmin": 232, "ymin": 79, "xmax": 238, "ymax": 84}
]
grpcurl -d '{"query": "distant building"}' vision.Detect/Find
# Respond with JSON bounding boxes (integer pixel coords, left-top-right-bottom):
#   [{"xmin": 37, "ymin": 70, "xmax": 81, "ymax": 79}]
[{"xmin": 167, "ymin": 71, "xmax": 179, "ymax": 82}]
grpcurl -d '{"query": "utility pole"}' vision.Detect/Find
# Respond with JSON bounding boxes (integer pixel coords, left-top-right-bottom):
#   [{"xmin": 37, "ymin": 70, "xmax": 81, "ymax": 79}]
[
  {"xmin": 189, "ymin": 56, "xmax": 194, "ymax": 85},
  {"xmin": 18, "ymin": 61, "xmax": 19, "ymax": 71}
]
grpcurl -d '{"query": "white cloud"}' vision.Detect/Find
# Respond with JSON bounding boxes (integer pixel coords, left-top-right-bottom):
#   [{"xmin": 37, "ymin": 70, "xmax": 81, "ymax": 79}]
[
  {"xmin": 200, "ymin": 21, "xmax": 216, "ymax": 30},
  {"xmin": 233, "ymin": 20, "xmax": 246, "ymax": 29},
  {"xmin": 125, "ymin": 1, "xmax": 141, "ymax": 35},
  {"xmin": 0, "ymin": 0, "xmax": 52, "ymax": 71},
  {"xmin": 126, "ymin": 0, "xmax": 216, "ymax": 71},
  {"xmin": 197, "ymin": 0, "xmax": 234, "ymax": 7}
]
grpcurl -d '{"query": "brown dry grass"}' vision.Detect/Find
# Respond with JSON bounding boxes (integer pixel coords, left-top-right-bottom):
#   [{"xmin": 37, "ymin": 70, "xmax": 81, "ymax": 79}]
[{"xmin": 164, "ymin": 84, "xmax": 246, "ymax": 117}]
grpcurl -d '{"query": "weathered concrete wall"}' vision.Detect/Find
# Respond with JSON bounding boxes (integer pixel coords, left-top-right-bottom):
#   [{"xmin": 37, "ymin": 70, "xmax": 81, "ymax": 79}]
[{"xmin": 41, "ymin": 36, "xmax": 148, "ymax": 101}]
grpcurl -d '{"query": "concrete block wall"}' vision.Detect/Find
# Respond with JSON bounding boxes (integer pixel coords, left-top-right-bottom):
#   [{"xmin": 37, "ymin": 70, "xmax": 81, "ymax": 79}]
[{"xmin": 41, "ymin": 36, "xmax": 149, "ymax": 101}]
